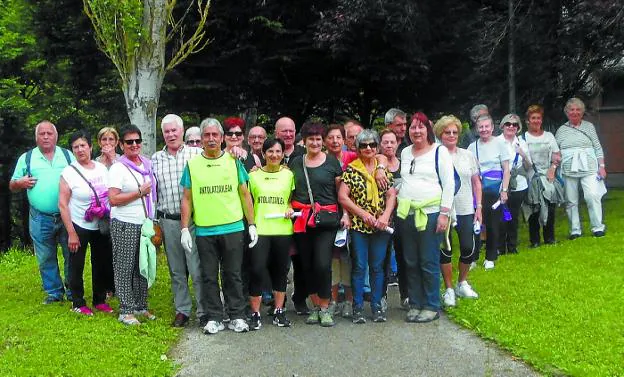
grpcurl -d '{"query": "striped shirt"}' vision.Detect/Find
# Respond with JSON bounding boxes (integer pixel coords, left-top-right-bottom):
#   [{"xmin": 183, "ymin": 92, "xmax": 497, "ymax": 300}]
[
  {"xmin": 555, "ymin": 120, "xmax": 603, "ymax": 178},
  {"xmin": 151, "ymin": 145, "xmax": 202, "ymax": 215}
]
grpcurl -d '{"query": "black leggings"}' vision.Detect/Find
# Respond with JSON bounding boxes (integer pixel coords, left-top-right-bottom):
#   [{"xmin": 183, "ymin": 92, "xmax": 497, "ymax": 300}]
[
  {"xmin": 499, "ymin": 189, "xmax": 526, "ymax": 252},
  {"xmin": 293, "ymin": 228, "xmax": 336, "ymax": 300},
  {"xmin": 478, "ymin": 193, "xmax": 502, "ymax": 262},
  {"xmin": 70, "ymin": 223, "xmax": 112, "ymax": 308},
  {"xmin": 440, "ymin": 214, "xmax": 478, "ymax": 265},
  {"xmin": 249, "ymin": 235, "xmax": 292, "ymax": 296}
]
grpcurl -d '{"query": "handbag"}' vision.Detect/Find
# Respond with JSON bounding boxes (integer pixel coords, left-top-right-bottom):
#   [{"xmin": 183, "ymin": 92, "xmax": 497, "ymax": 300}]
[
  {"xmin": 69, "ymin": 165, "xmax": 110, "ymax": 235},
  {"xmin": 123, "ymin": 165, "xmax": 163, "ymax": 247},
  {"xmin": 302, "ymin": 154, "xmax": 340, "ymax": 229},
  {"xmin": 476, "ymin": 142, "xmax": 504, "ymax": 194},
  {"xmin": 508, "ymin": 152, "xmax": 520, "ymax": 191}
]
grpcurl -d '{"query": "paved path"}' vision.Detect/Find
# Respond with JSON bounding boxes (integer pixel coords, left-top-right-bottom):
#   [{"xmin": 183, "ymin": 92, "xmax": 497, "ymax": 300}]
[{"xmin": 172, "ymin": 290, "xmax": 539, "ymax": 377}]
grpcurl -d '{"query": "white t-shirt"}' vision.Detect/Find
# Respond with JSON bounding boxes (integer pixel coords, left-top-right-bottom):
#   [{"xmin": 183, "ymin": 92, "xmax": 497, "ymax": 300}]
[
  {"xmin": 398, "ymin": 144, "xmax": 455, "ymax": 214},
  {"xmin": 497, "ymin": 135, "xmax": 530, "ymax": 192},
  {"xmin": 61, "ymin": 161, "xmax": 109, "ymax": 230},
  {"xmin": 450, "ymin": 148, "xmax": 479, "ymax": 216},
  {"xmin": 468, "ymin": 137, "xmax": 512, "ymax": 175},
  {"xmin": 108, "ymin": 162, "xmax": 153, "ymax": 225},
  {"xmin": 524, "ymin": 131, "xmax": 559, "ymax": 177}
]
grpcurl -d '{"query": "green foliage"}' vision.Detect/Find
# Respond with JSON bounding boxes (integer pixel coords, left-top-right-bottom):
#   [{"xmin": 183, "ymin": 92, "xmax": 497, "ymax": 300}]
[
  {"xmin": 447, "ymin": 190, "xmax": 624, "ymax": 377},
  {"xmin": 0, "ymin": 249, "xmax": 181, "ymax": 376}
]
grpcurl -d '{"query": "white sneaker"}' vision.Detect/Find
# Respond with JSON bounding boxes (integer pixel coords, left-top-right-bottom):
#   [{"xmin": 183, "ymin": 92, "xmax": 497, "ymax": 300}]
[
  {"xmin": 227, "ymin": 318, "xmax": 249, "ymax": 333},
  {"xmin": 469, "ymin": 262, "xmax": 477, "ymax": 271},
  {"xmin": 442, "ymin": 288, "xmax": 456, "ymax": 307},
  {"xmin": 203, "ymin": 320, "xmax": 225, "ymax": 334},
  {"xmin": 401, "ymin": 298, "xmax": 410, "ymax": 310},
  {"xmin": 380, "ymin": 296, "xmax": 388, "ymax": 312},
  {"xmin": 483, "ymin": 260, "xmax": 495, "ymax": 270},
  {"xmin": 455, "ymin": 281, "xmax": 479, "ymax": 298}
]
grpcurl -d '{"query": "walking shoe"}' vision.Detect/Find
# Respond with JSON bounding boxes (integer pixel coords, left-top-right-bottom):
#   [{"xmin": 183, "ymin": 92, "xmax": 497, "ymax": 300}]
[
  {"xmin": 372, "ymin": 310, "xmax": 386, "ymax": 323},
  {"xmin": 294, "ymin": 301, "xmax": 310, "ymax": 316},
  {"xmin": 272, "ymin": 309, "xmax": 291, "ymax": 327},
  {"xmin": 134, "ymin": 310, "xmax": 156, "ymax": 320},
  {"xmin": 352, "ymin": 307, "xmax": 366, "ymax": 324},
  {"xmin": 198, "ymin": 315, "xmax": 209, "ymax": 328},
  {"xmin": 388, "ymin": 274, "xmax": 399, "ymax": 286},
  {"xmin": 172, "ymin": 313, "xmax": 189, "ymax": 327},
  {"xmin": 568, "ymin": 233, "xmax": 581, "ymax": 240},
  {"xmin": 544, "ymin": 239, "xmax": 556, "ymax": 245},
  {"xmin": 483, "ymin": 260, "xmax": 495, "ymax": 270},
  {"xmin": 442, "ymin": 288, "xmax": 456, "ymax": 307},
  {"xmin": 455, "ymin": 281, "xmax": 479, "ymax": 299},
  {"xmin": 341, "ymin": 301, "xmax": 353, "ymax": 318},
  {"xmin": 118, "ymin": 314, "xmax": 141, "ymax": 326},
  {"xmin": 593, "ymin": 231, "xmax": 605, "ymax": 238},
  {"xmin": 529, "ymin": 242, "xmax": 540, "ymax": 248},
  {"xmin": 72, "ymin": 306, "xmax": 94, "ymax": 316},
  {"xmin": 406, "ymin": 308, "xmax": 421, "ymax": 322},
  {"xmin": 328, "ymin": 301, "xmax": 340, "ymax": 316},
  {"xmin": 401, "ymin": 298, "xmax": 410, "ymax": 311},
  {"xmin": 305, "ymin": 309, "xmax": 320, "ymax": 325},
  {"xmin": 203, "ymin": 320, "xmax": 225, "ymax": 334},
  {"xmin": 94, "ymin": 303, "xmax": 114, "ymax": 313},
  {"xmin": 249, "ymin": 312, "xmax": 262, "ymax": 331},
  {"xmin": 228, "ymin": 318, "xmax": 249, "ymax": 333},
  {"xmin": 380, "ymin": 296, "xmax": 388, "ymax": 313},
  {"xmin": 469, "ymin": 262, "xmax": 477, "ymax": 271},
  {"xmin": 319, "ymin": 308, "xmax": 335, "ymax": 327},
  {"xmin": 415, "ymin": 309, "xmax": 440, "ymax": 323},
  {"xmin": 42, "ymin": 296, "xmax": 63, "ymax": 305}
]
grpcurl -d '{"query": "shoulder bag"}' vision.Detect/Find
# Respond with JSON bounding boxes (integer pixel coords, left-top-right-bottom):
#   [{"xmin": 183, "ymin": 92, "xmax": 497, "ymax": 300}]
[
  {"xmin": 302, "ymin": 154, "xmax": 340, "ymax": 229},
  {"xmin": 69, "ymin": 165, "xmax": 110, "ymax": 235},
  {"xmin": 122, "ymin": 165, "xmax": 163, "ymax": 247}
]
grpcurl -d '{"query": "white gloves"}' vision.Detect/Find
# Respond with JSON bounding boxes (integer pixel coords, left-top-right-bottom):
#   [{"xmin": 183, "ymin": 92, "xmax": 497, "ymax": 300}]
[
  {"xmin": 181, "ymin": 228, "xmax": 193, "ymax": 255},
  {"xmin": 248, "ymin": 224, "xmax": 258, "ymax": 248}
]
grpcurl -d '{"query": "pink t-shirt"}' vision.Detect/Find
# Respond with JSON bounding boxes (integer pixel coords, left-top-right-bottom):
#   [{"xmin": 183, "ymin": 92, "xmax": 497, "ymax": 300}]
[{"xmin": 340, "ymin": 151, "xmax": 358, "ymax": 171}]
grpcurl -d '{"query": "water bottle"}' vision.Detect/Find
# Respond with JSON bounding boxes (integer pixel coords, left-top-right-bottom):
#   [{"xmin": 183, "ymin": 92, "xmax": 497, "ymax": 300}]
[
  {"xmin": 502, "ymin": 204, "xmax": 512, "ymax": 222},
  {"xmin": 473, "ymin": 221, "xmax": 481, "ymax": 235}
]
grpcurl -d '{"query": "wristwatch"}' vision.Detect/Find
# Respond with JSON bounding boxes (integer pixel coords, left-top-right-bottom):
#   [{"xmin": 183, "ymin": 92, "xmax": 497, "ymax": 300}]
[
  {"xmin": 375, "ymin": 164, "xmax": 386, "ymax": 170},
  {"xmin": 501, "ymin": 188, "xmax": 508, "ymax": 192}
]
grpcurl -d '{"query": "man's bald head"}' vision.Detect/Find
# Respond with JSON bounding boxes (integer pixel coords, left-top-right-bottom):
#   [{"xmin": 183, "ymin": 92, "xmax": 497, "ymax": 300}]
[
  {"xmin": 248, "ymin": 126, "xmax": 267, "ymax": 154},
  {"xmin": 275, "ymin": 117, "xmax": 296, "ymax": 148}
]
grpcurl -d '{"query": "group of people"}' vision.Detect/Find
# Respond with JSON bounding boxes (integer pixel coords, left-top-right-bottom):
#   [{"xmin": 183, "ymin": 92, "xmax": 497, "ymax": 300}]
[{"xmin": 9, "ymin": 96, "xmax": 607, "ymax": 332}]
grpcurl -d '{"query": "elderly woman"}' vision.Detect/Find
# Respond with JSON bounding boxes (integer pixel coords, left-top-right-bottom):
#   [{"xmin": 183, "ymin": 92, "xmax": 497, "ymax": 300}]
[
  {"xmin": 223, "ymin": 117, "xmax": 261, "ymax": 172},
  {"xmin": 555, "ymin": 98, "xmax": 606, "ymax": 238},
  {"xmin": 184, "ymin": 126, "xmax": 202, "ymax": 147},
  {"xmin": 524, "ymin": 105, "xmax": 561, "ymax": 246},
  {"xmin": 433, "ymin": 116, "xmax": 481, "ymax": 307},
  {"xmin": 468, "ymin": 115, "xmax": 511, "ymax": 270},
  {"xmin": 339, "ymin": 129, "xmax": 395, "ymax": 323},
  {"xmin": 96, "ymin": 127, "xmax": 120, "ymax": 168},
  {"xmin": 59, "ymin": 130, "xmax": 114, "ymax": 316},
  {"xmin": 290, "ymin": 122, "xmax": 346, "ymax": 327},
  {"xmin": 108, "ymin": 124, "xmax": 157, "ymax": 325},
  {"xmin": 497, "ymin": 114, "xmax": 532, "ymax": 254},
  {"xmin": 397, "ymin": 112, "xmax": 454, "ymax": 323}
]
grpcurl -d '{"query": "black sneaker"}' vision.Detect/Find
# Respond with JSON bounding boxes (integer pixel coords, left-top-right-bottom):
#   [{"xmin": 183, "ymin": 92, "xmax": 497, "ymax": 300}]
[
  {"xmin": 198, "ymin": 315, "xmax": 209, "ymax": 328},
  {"xmin": 372, "ymin": 310, "xmax": 386, "ymax": 323},
  {"xmin": 294, "ymin": 301, "xmax": 310, "ymax": 316},
  {"xmin": 388, "ymin": 274, "xmax": 399, "ymax": 287},
  {"xmin": 352, "ymin": 307, "xmax": 366, "ymax": 324},
  {"xmin": 272, "ymin": 309, "xmax": 291, "ymax": 327},
  {"xmin": 249, "ymin": 312, "xmax": 262, "ymax": 331}
]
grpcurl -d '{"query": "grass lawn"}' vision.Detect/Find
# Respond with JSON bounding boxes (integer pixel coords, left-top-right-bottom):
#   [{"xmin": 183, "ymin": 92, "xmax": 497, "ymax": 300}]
[
  {"xmin": 447, "ymin": 189, "xmax": 624, "ymax": 376},
  {"xmin": 0, "ymin": 250, "xmax": 180, "ymax": 376}
]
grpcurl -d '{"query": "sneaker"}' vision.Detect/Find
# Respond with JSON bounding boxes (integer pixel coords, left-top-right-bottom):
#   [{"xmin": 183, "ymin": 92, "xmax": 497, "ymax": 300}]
[
  {"xmin": 401, "ymin": 298, "xmax": 410, "ymax": 311},
  {"xmin": 249, "ymin": 312, "xmax": 262, "ymax": 331},
  {"xmin": 134, "ymin": 310, "xmax": 156, "ymax": 320},
  {"xmin": 388, "ymin": 274, "xmax": 399, "ymax": 286},
  {"xmin": 272, "ymin": 309, "xmax": 291, "ymax": 327},
  {"xmin": 380, "ymin": 296, "xmax": 388, "ymax": 313},
  {"xmin": 593, "ymin": 230, "xmax": 605, "ymax": 238},
  {"xmin": 203, "ymin": 320, "xmax": 225, "ymax": 334},
  {"xmin": 406, "ymin": 308, "xmax": 420, "ymax": 322},
  {"xmin": 118, "ymin": 314, "xmax": 141, "ymax": 326},
  {"xmin": 352, "ymin": 307, "xmax": 366, "ymax": 324},
  {"xmin": 319, "ymin": 308, "xmax": 335, "ymax": 327},
  {"xmin": 568, "ymin": 233, "xmax": 581, "ymax": 240},
  {"xmin": 372, "ymin": 310, "xmax": 386, "ymax": 323},
  {"xmin": 455, "ymin": 281, "xmax": 479, "ymax": 299},
  {"xmin": 228, "ymin": 318, "xmax": 249, "ymax": 333},
  {"xmin": 415, "ymin": 309, "xmax": 440, "ymax": 323},
  {"xmin": 442, "ymin": 288, "xmax": 456, "ymax": 307},
  {"xmin": 172, "ymin": 313, "xmax": 190, "ymax": 327},
  {"xmin": 294, "ymin": 301, "xmax": 310, "ymax": 316},
  {"xmin": 72, "ymin": 306, "xmax": 94, "ymax": 316},
  {"xmin": 469, "ymin": 262, "xmax": 477, "ymax": 271},
  {"xmin": 483, "ymin": 260, "xmax": 495, "ymax": 270},
  {"xmin": 328, "ymin": 301, "xmax": 341, "ymax": 316},
  {"xmin": 94, "ymin": 303, "xmax": 114, "ymax": 313},
  {"xmin": 341, "ymin": 301, "xmax": 353, "ymax": 318},
  {"xmin": 198, "ymin": 315, "xmax": 209, "ymax": 328},
  {"xmin": 305, "ymin": 309, "xmax": 320, "ymax": 325},
  {"xmin": 42, "ymin": 296, "xmax": 63, "ymax": 305}
]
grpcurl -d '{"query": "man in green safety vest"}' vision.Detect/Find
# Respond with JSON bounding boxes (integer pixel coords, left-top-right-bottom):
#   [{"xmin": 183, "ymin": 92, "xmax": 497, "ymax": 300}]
[{"xmin": 180, "ymin": 117, "xmax": 257, "ymax": 335}]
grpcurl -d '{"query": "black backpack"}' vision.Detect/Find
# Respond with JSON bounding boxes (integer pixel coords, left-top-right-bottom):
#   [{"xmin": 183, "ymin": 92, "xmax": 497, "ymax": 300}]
[
  {"xmin": 434, "ymin": 145, "xmax": 461, "ymax": 195},
  {"xmin": 25, "ymin": 148, "xmax": 72, "ymax": 176}
]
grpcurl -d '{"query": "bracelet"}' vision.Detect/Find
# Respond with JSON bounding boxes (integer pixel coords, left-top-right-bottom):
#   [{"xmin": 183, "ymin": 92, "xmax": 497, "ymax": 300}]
[
  {"xmin": 599, "ymin": 163, "xmax": 605, "ymax": 168},
  {"xmin": 440, "ymin": 211, "xmax": 450, "ymax": 217},
  {"xmin": 476, "ymin": 203, "xmax": 482, "ymax": 208},
  {"xmin": 375, "ymin": 164, "xmax": 386, "ymax": 171}
]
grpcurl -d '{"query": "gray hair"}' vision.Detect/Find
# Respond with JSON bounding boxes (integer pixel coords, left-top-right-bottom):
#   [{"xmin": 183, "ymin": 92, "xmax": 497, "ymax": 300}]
[
  {"xmin": 161, "ymin": 114, "xmax": 184, "ymax": 131},
  {"xmin": 184, "ymin": 126, "xmax": 201, "ymax": 141},
  {"xmin": 384, "ymin": 108, "xmax": 406, "ymax": 125},
  {"xmin": 199, "ymin": 118, "xmax": 223, "ymax": 136},
  {"xmin": 564, "ymin": 97, "xmax": 585, "ymax": 114},
  {"xmin": 34, "ymin": 120, "xmax": 57, "ymax": 137},
  {"xmin": 469, "ymin": 104, "xmax": 489, "ymax": 124},
  {"xmin": 475, "ymin": 114, "xmax": 493, "ymax": 127},
  {"xmin": 355, "ymin": 129, "xmax": 380, "ymax": 149}
]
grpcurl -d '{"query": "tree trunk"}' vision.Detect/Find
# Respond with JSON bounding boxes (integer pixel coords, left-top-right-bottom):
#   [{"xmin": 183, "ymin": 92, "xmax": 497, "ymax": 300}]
[{"xmin": 508, "ymin": 0, "xmax": 516, "ymax": 113}]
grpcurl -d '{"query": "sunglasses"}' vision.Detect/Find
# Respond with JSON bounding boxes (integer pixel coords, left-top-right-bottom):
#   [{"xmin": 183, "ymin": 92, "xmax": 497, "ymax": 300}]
[
  {"xmin": 504, "ymin": 122, "xmax": 519, "ymax": 128},
  {"xmin": 358, "ymin": 142, "xmax": 378, "ymax": 150},
  {"xmin": 187, "ymin": 139, "xmax": 201, "ymax": 145},
  {"xmin": 225, "ymin": 131, "xmax": 244, "ymax": 137},
  {"xmin": 123, "ymin": 138, "xmax": 142, "ymax": 145}
]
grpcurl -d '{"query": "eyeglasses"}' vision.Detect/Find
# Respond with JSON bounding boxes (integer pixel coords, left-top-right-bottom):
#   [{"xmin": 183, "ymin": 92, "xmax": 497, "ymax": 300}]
[
  {"xmin": 123, "ymin": 138, "xmax": 142, "ymax": 145},
  {"xmin": 443, "ymin": 130, "xmax": 459, "ymax": 135},
  {"xmin": 187, "ymin": 139, "xmax": 201, "ymax": 145},
  {"xmin": 504, "ymin": 123, "xmax": 519, "ymax": 128},
  {"xmin": 248, "ymin": 135, "xmax": 266, "ymax": 140},
  {"xmin": 358, "ymin": 142, "xmax": 378, "ymax": 150},
  {"xmin": 225, "ymin": 131, "xmax": 244, "ymax": 137}
]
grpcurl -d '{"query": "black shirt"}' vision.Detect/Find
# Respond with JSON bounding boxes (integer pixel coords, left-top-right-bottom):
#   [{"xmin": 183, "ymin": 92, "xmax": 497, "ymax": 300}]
[
  {"xmin": 289, "ymin": 154, "xmax": 342, "ymax": 205},
  {"xmin": 284, "ymin": 145, "xmax": 306, "ymax": 165}
]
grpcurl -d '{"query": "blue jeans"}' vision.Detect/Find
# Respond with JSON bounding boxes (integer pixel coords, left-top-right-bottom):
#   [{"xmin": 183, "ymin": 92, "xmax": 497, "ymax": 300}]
[
  {"xmin": 351, "ymin": 230, "xmax": 390, "ymax": 311},
  {"xmin": 29, "ymin": 207, "xmax": 71, "ymax": 300},
  {"xmin": 398, "ymin": 213, "xmax": 442, "ymax": 312}
]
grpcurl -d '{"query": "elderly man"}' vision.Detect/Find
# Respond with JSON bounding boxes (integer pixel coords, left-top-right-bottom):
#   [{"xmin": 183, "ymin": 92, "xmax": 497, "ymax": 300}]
[
  {"xmin": 247, "ymin": 126, "xmax": 267, "ymax": 161},
  {"xmin": 275, "ymin": 117, "xmax": 305, "ymax": 164},
  {"xmin": 461, "ymin": 104, "xmax": 489, "ymax": 148},
  {"xmin": 384, "ymin": 108, "xmax": 409, "ymax": 156},
  {"xmin": 184, "ymin": 126, "xmax": 202, "ymax": 147},
  {"xmin": 10, "ymin": 120, "xmax": 75, "ymax": 304},
  {"xmin": 180, "ymin": 118, "xmax": 257, "ymax": 334},
  {"xmin": 345, "ymin": 120, "xmax": 363, "ymax": 152},
  {"xmin": 152, "ymin": 114, "xmax": 206, "ymax": 327}
]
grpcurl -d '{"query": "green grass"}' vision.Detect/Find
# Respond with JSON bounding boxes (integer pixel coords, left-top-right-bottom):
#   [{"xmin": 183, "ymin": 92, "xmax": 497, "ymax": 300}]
[
  {"xmin": 0, "ymin": 249, "xmax": 180, "ymax": 376},
  {"xmin": 447, "ymin": 189, "xmax": 624, "ymax": 377}
]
